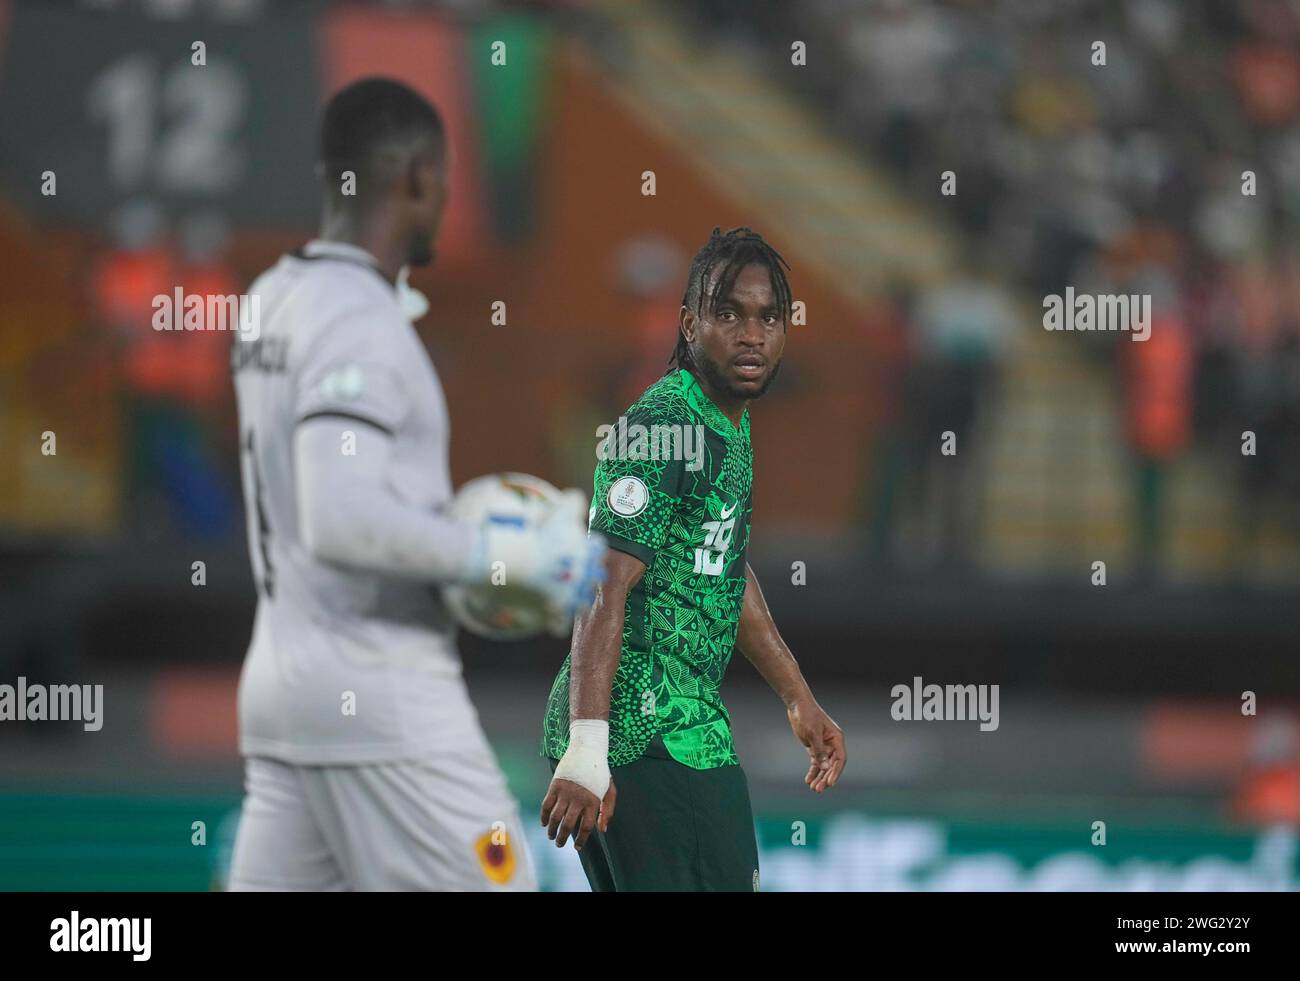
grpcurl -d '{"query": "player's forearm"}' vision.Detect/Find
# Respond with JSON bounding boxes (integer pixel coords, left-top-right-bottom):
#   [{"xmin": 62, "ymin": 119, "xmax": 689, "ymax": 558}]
[
  {"xmin": 304, "ymin": 488, "xmax": 482, "ymax": 583},
  {"xmin": 550, "ymin": 579, "xmax": 629, "ymax": 801},
  {"xmin": 568, "ymin": 549, "xmax": 646, "ymax": 721},
  {"xmin": 567, "ymin": 581, "xmax": 629, "ymax": 721},
  {"xmin": 738, "ymin": 563, "xmax": 813, "ymax": 707},
  {"xmin": 295, "ymin": 420, "xmax": 483, "ymax": 583}
]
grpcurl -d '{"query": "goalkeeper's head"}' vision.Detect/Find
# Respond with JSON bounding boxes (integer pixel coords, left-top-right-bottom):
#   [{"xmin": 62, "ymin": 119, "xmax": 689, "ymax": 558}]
[{"xmin": 317, "ymin": 77, "xmax": 449, "ymax": 269}]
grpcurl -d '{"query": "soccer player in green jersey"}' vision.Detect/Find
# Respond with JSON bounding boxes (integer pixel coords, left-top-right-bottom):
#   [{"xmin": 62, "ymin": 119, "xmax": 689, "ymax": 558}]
[{"xmin": 540, "ymin": 226, "xmax": 846, "ymax": 891}]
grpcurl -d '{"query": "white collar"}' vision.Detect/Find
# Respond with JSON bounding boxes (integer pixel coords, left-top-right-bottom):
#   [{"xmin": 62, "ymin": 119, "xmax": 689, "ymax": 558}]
[
  {"xmin": 301, "ymin": 238, "xmax": 383, "ymax": 267},
  {"xmin": 298, "ymin": 239, "xmax": 429, "ymax": 322}
]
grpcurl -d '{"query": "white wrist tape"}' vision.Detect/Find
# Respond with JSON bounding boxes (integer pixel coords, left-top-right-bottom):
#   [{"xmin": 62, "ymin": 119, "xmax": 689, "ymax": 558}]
[{"xmin": 552, "ymin": 719, "xmax": 610, "ymax": 800}]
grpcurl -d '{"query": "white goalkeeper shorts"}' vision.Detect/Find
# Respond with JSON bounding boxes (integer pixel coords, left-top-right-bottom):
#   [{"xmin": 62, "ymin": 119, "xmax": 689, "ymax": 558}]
[{"xmin": 227, "ymin": 750, "xmax": 537, "ymax": 892}]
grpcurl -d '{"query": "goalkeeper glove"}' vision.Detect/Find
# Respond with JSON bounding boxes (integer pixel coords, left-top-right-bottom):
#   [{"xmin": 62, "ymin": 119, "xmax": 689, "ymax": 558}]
[{"xmin": 469, "ymin": 489, "xmax": 608, "ymax": 633}]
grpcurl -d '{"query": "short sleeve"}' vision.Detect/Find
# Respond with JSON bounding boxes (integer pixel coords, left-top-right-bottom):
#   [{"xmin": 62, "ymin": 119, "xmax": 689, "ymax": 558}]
[
  {"xmin": 589, "ymin": 403, "xmax": 689, "ymax": 566},
  {"xmin": 294, "ymin": 311, "xmax": 410, "ymax": 435}
]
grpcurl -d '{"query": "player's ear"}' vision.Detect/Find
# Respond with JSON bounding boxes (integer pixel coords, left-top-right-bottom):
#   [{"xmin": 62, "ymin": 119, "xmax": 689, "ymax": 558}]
[
  {"xmin": 411, "ymin": 155, "xmax": 448, "ymax": 208},
  {"xmin": 679, "ymin": 304, "xmax": 696, "ymax": 343},
  {"xmin": 406, "ymin": 156, "xmax": 424, "ymax": 201}
]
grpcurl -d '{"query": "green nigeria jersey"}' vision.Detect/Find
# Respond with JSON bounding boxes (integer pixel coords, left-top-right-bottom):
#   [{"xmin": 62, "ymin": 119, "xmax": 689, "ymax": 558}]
[{"xmin": 542, "ymin": 368, "xmax": 752, "ymax": 770}]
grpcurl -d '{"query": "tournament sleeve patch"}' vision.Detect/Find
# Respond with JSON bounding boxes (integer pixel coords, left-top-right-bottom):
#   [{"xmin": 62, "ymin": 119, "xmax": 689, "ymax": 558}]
[
  {"xmin": 607, "ymin": 476, "xmax": 649, "ymax": 516},
  {"xmin": 294, "ymin": 359, "xmax": 409, "ymax": 435}
]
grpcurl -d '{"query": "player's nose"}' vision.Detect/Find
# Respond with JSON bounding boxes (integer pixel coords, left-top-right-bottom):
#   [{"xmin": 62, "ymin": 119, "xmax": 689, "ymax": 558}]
[{"xmin": 737, "ymin": 316, "xmax": 765, "ymax": 346}]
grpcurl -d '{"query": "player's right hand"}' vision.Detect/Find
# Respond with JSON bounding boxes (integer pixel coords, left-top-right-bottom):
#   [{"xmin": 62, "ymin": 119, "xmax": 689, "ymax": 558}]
[{"xmin": 541, "ymin": 776, "xmax": 617, "ymax": 851}]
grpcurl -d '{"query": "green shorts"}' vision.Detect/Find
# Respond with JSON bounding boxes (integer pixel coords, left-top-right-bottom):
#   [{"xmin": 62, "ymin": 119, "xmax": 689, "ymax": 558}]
[{"xmin": 548, "ymin": 736, "xmax": 760, "ymax": 892}]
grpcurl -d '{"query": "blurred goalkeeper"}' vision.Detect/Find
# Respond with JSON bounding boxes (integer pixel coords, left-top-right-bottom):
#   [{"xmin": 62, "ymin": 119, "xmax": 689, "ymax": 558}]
[{"xmin": 227, "ymin": 78, "xmax": 605, "ymax": 891}]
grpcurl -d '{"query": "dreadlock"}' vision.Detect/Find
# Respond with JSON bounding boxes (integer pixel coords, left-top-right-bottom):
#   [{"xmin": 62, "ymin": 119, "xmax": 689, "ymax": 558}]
[{"xmin": 669, "ymin": 226, "xmax": 793, "ymax": 373}]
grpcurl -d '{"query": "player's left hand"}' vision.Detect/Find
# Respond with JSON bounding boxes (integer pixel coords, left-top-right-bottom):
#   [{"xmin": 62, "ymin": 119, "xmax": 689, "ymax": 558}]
[{"xmin": 787, "ymin": 697, "xmax": 845, "ymax": 793}]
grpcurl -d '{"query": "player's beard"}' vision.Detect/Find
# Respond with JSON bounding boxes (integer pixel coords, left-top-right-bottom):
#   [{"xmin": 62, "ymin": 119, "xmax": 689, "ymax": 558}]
[
  {"xmin": 408, "ymin": 227, "xmax": 436, "ymax": 268},
  {"xmin": 695, "ymin": 345, "xmax": 783, "ymax": 401}
]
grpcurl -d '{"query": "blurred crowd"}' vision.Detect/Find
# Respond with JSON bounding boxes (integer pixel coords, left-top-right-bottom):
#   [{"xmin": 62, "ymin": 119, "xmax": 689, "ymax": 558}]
[
  {"xmin": 681, "ymin": 0, "xmax": 1300, "ymax": 578},
  {"xmin": 32, "ymin": 0, "xmax": 1300, "ymax": 584},
  {"xmin": 88, "ymin": 199, "xmax": 242, "ymax": 541}
]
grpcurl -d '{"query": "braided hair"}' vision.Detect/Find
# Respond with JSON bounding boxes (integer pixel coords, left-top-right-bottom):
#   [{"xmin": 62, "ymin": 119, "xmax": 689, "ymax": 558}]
[{"xmin": 669, "ymin": 226, "xmax": 792, "ymax": 372}]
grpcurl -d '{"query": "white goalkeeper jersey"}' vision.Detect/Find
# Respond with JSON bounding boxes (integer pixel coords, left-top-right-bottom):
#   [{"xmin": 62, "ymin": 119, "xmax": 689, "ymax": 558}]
[{"xmin": 231, "ymin": 239, "xmax": 479, "ymax": 765}]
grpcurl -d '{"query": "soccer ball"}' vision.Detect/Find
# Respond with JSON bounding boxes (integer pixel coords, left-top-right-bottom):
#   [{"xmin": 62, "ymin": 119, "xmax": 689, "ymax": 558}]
[{"xmin": 442, "ymin": 472, "xmax": 561, "ymax": 641}]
